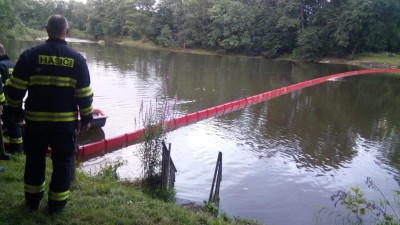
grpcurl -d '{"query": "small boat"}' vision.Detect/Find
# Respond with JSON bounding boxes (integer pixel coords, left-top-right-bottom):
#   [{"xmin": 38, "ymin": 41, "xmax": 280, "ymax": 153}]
[{"xmin": 79, "ymin": 108, "xmax": 108, "ymax": 129}]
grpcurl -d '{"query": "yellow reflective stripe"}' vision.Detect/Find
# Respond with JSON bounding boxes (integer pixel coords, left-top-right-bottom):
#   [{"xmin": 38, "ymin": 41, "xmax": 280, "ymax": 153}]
[
  {"xmin": 49, "ymin": 190, "xmax": 70, "ymax": 201},
  {"xmin": 10, "ymin": 137, "xmax": 23, "ymax": 144},
  {"xmin": 29, "ymin": 75, "xmax": 76, "ymax": 87},
  {"xmin": 24, "ymin": 111, "xmax": 78, "ymax": 122},
  {"xmin": 24, "ymin": 182, "xmax": 45, "ymax": 194},
  {"xmin": 38, "ymin": 55, "xmax": 74, "ymax": 68},
  {"xmin": 9, "ymin": 75, "xmax": 28, "ymax": 90},
  {"xmin": 76, "ymin": 86, "xmax": 93, "ymax": 98},
  {"xmin": 80, "ymin": 105, "xmax": 93, "ymax": 116},
  {"xmin": 8, "ymin": 68, "xmax": 13, "ymax": 75},
  {"xmin": 6, "ymin": 97, "xmax": 22, "ymax": 108},
  {"xmin": 0, "ymin": 93, "xmax": 5, "ymax": 102}
]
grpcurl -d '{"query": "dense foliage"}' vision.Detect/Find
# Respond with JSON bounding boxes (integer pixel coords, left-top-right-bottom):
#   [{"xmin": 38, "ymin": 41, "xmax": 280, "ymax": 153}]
[{"xmin": 1, "ymin": 0, "xmax": 400, "ymax": 60}]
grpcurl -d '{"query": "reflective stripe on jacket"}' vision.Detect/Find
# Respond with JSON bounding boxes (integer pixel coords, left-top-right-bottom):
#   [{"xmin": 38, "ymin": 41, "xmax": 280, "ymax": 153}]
[{"xmin": 0, "ymin": 55, "xmax": 14, "ymax": 104}]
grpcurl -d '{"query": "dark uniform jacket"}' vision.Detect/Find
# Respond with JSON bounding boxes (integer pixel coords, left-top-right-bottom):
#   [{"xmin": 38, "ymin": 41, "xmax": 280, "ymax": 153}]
[
  {"xmin": 7, "ymin": 38, "xmax": 93, "ymax": 132},
  {"xmin": 0, "ymin": 55, "xmax": 13, "ymax": 104}
]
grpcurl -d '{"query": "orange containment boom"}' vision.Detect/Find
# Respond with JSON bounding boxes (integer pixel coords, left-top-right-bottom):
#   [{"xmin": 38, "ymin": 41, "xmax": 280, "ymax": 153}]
[{"xmin": 76, "ymin": 68, "xmax": 400, "ymax": 160}]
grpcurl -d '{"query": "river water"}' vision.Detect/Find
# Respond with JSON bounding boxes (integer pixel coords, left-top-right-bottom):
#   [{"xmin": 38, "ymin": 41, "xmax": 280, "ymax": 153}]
[{"xmin": 4, "ymin": 39, "xmax": 400, "ymax": 225}]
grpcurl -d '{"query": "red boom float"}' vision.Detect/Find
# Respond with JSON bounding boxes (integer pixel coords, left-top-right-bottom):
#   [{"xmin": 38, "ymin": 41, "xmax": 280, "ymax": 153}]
[{"xmin": 77, "ymin": 69, "xmax": 400, "ymax": 161}]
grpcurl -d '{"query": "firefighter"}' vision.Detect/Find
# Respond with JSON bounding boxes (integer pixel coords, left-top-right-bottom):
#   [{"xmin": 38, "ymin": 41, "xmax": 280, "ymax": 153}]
[
  {"xmin": 7, "ymin": 15, "xmax": 93, "ymax": 214},
  {"xmin": 0, "ymin": 44, "xmax": 8, "ymax": 167},
  {"xmin": 0, "ymin": 43, "xmax": 23, "ymax": 155}
]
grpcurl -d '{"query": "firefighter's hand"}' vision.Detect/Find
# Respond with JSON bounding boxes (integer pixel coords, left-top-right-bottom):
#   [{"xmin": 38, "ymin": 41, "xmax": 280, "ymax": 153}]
[{"xmin": 80, "ymin": 123, "xmax": 91, "ymax": 133}]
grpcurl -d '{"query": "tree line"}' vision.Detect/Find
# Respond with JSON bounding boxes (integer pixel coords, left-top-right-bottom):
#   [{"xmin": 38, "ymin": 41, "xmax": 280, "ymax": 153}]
[{"xmin": 1, "ymin": 0, "xmax": 400, "ymax": 61}]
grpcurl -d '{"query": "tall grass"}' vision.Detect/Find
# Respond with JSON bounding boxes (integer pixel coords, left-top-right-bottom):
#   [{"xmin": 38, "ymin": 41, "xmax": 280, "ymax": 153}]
[
  {"xmin": 0, "ymin": 153, "xmax": 261, "ymax": 225},
  {"xmin": 135, "ymin": 97, "xmax": 176, "ymax": 182}
]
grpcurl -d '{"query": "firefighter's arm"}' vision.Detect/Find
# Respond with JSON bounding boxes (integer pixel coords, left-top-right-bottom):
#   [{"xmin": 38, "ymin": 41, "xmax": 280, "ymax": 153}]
[
  {"xmin": 6, "ymin": 52, "xmax": 29, "ymax": 123},
  {"xmin": 76, "ymin": 57, "xmax": 93, "ymax": 133}
]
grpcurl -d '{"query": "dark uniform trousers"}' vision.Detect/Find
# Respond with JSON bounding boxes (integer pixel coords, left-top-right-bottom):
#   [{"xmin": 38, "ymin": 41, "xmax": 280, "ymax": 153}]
[
  {"xmin": 1, "ymin": 107, "xmax": 23, "ymax": 153},
  {"xmin": 24, "ymin": 124, "xmax": 76, "ymax": 212}
]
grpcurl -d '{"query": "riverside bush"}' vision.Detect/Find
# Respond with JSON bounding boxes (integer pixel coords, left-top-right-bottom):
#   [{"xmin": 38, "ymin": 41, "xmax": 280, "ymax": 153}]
[{"xmin": 317, "ymin": 177, "xmax": 400, "ymax": 225}]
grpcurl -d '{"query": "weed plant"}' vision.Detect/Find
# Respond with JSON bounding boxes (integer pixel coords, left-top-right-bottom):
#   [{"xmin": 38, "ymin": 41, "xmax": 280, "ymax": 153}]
[
  {"xmin": 316, "ymin": 177, "xmax": 400, "ymax": 225},
  {"xmin": 136, "ymin": 98, "xmax": 174, "ymax": 181}
]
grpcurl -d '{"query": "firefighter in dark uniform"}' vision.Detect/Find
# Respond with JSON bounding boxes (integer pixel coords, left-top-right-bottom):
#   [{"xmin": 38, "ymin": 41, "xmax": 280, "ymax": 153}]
[
  {"xmin": 0, "ymin": 43, "xmax": 23, "ymax": 155},
  {"xmin": 0, "ymin": 43, "xmax": 12, "ymax": 165},
  {"xmin": 7, "ymin": 15, "xmax": 93, "ymax": 214}
]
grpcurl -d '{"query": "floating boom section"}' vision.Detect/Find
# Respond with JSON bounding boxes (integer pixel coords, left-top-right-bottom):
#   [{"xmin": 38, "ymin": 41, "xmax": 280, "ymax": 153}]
[{"xmin": 77, "ymin": 68, "xmax": 400, "ymax": 160}]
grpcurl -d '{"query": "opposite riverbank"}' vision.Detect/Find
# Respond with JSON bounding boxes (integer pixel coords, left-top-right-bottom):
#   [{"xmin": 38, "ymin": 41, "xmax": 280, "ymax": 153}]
[
  {"xmin": 15, "ymin": 29, "xmax": 400, "ymax": 70},
  {"xmin": 116, "ymin": 39, "xmax": 400, "ymax": 69}
]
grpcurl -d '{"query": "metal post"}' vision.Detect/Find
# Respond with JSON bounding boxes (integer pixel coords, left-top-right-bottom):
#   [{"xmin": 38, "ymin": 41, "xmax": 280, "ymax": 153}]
[{"xmin": 209, "ymin": 152, "xmax": 222, "ymax": 203}]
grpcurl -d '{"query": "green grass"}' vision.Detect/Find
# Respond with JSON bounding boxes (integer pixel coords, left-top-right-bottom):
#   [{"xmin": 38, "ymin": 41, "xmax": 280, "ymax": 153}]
[
  {"xmin": 351, "ymin": 52, "xmax": 400, "ymax": 67},
  {"xmin": 116, "ymin": 39, "xmax": 224, "ymax": 56},
  {"xmin": 117, "ymin": 39, "xmax": 161, "ymax": 50},
  {"xmin": 0, "ymin": 154, "xmax": 261, "ymax": 225}
]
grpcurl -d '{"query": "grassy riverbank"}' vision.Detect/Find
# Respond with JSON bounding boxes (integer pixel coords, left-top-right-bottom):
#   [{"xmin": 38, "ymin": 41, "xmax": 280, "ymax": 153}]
[
  {"xmin": 348, "ymin": 52, "xmax": 400, "ymax": 68},
  {"xmin": 117, "ymin": 39, "xmax": 219, "ymax": 56},
  {"xmin": 0, "ymin": 154, "xmax": 260, "ymax": 225},
  {"xmin": 116, "ymin": 39, "xmax": 400, "ymax": 69}
]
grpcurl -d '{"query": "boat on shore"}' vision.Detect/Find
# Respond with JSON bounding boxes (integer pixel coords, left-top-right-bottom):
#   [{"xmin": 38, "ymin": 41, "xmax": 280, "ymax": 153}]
[{"xmin": 79, "ymin": 108, "xmax": 108, "ymax": 129}]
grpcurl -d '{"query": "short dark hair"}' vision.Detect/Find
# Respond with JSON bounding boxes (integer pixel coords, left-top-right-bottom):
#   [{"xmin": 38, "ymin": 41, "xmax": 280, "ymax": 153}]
[{"xmin": 46, "ymin": 14, "xmax": 69, "ymax": 37}]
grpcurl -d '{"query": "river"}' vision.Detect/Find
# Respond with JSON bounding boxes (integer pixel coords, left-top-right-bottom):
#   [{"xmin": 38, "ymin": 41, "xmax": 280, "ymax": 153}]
[{"xmin": 3, "ymin": 38, "xmax": 400, "ymax": 225}]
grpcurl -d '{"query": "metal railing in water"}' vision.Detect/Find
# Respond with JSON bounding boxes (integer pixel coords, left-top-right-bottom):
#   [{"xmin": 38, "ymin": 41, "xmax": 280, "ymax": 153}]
[
  {"xmin": 209, "ymin": 152, "xmax": 222, "ymax": 208},
  {"xmin": 161, "ymin": 141, "xmax": 177, "ymax": 190}
]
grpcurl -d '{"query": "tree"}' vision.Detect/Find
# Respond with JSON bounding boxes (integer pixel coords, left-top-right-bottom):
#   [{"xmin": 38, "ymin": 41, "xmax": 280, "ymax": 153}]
[
  {"xmin": 149, "ymin": 6, "xmax": 175, "ymax": 44},
  {"xmin": 276, "ymin": 0, "xmax": 303, "ymax": 31},
  {"xmin": 294, "ymin": 27, "xmax": 325, "ymax": 61},
  {"xmin": 332, "ymin": 0, "xmax": 400, "ymax": 55},
  {"xmin": 175, "ymin": 0, "xmax": 212, "ymax": 48},
  {"xmin": 250, "ymin": 0, "xmax": 285, "ymax": 57},
  {"xmin": 156, "ymin": 25, "xmax": 174, "ymax": 47},
  {"xmin": 120, "ymin": 0, "xmax": 155, "ymax": 40},
  {"xmin": 65, "ymin": 1, "xmax": 89, "ymax": 31},
  {"xmin": 16, "ymin": 0, "xmax": 49, "ymax": 31},
  {"xmin": 207, "ymin": 0, "xmax": 254, "ymax": 52}
]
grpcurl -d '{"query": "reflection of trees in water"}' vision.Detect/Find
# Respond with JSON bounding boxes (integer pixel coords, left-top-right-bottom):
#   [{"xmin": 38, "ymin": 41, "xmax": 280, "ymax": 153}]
[
  {"xmin": 83, "ymin": 43, "xmax": 161, "ymax": 78},
  {"xmin": 349, "ymin": 75, "xmax": 400, "ymax": 178},
  {"xmin": 218, "ymin": 75, "xmax": 400, "ymax": 173}
]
